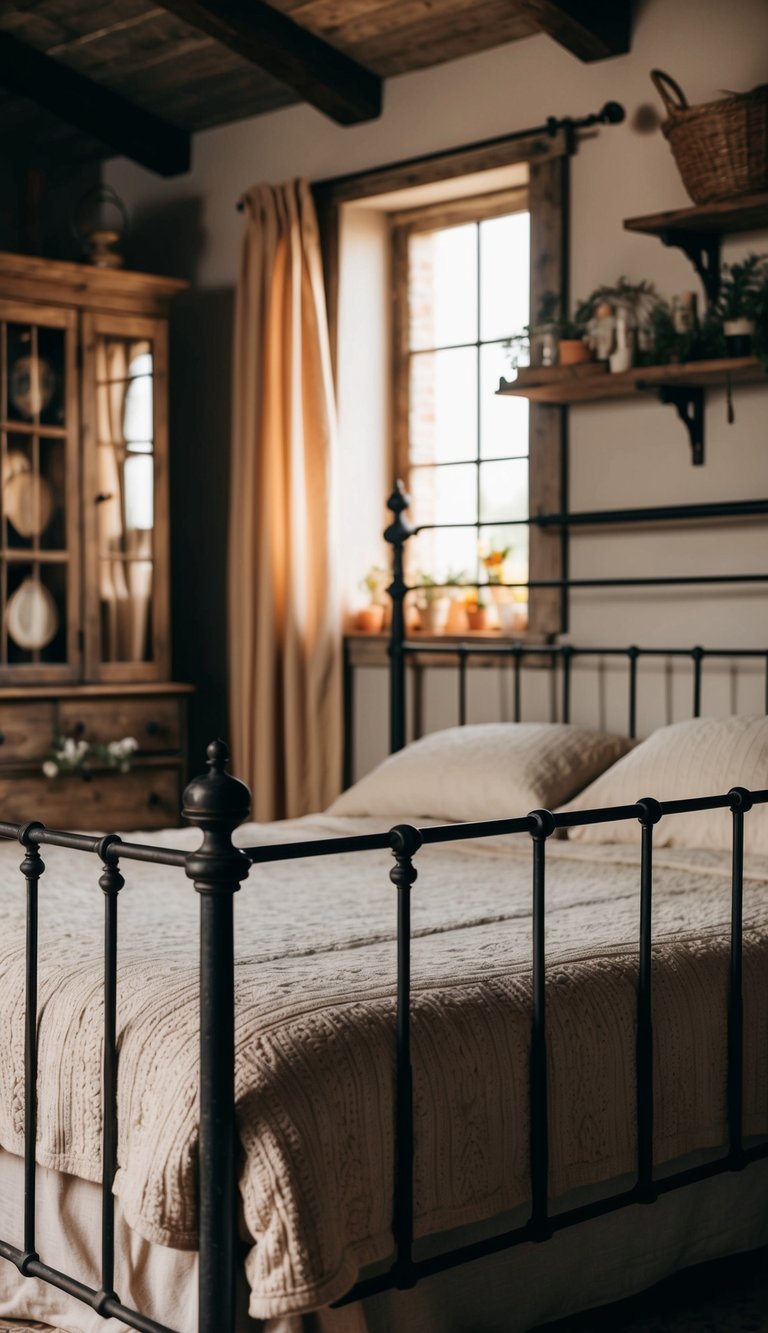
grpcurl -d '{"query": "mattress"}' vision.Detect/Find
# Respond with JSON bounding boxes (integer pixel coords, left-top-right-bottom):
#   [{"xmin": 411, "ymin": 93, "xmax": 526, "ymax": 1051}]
[{"xmin": 0, "ymin": 815, "xmax": 766, "ymax": 1325}]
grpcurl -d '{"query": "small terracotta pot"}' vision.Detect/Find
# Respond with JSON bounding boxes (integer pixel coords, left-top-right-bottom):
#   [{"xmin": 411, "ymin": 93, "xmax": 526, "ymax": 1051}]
[
  {"xmin": 353, "ymin": 604, "xmax": 385, "ymax": 633},
  {"xmin": 467, "ymin": 607, "xmax": 491, "ymax": 631},
  {"xmin": 558, "ymin": 339, "xmax": 592, "ymax": 366},
  {"xmin": 445, "ymin": 599, "xmax": 469, "ymax": 634}
]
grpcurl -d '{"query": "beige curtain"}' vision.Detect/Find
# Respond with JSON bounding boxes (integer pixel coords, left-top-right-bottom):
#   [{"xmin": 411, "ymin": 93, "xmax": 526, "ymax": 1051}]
[{"xmin": 229, "ymin": 180, "xmax": 342, "ymax": 820}]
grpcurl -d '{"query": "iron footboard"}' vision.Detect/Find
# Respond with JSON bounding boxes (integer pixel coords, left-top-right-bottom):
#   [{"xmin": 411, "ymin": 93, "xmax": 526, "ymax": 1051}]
[{"xmin": 0, "ymin": 745, "xmax": 767, "ymax": 1330}]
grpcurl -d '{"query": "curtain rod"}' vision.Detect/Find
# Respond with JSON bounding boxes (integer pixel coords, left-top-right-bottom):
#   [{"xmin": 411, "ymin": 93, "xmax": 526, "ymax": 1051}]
[{"xmin": 235, "ymin": 101, "xmax": 624, "ymax": 210}]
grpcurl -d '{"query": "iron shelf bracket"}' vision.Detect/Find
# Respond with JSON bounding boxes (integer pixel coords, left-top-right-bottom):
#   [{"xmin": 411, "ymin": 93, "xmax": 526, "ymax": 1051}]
[
  {"xmin": 659, "ymin": 227, "xmax": 720, "ymax": 306},
  {"xmin": 656, "ymin": 385, "xmax": 705, "ymax": 464}
]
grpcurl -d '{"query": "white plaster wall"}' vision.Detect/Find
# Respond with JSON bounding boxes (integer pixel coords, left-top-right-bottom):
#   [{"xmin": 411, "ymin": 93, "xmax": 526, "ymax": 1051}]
[{"xmin": 106, "ymin": 0, "xmax": 768, "ymax": 778}]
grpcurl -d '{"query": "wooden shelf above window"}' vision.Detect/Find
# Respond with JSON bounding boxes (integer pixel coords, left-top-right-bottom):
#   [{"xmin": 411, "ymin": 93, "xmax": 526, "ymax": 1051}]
[
  {"xmin": 497, "ymin": 356, "xmax": 763, "ymax": 405},
  {"xmin": 624, "ymin": 192, "xmax": 768, "ymax": 238}
]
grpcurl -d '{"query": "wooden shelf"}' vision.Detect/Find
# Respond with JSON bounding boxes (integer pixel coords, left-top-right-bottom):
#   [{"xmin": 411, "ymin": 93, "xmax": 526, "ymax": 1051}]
[
  {"xmin": 624, "ymin": 192, "xmax": 768, "ymax": 238},
  {"xmin": 624, "ymin": 193, "xmax": 768, "ymax": 305},
  {"xmin": 497, "ymin": 357, "xmax": 763, "ymax": 405}
]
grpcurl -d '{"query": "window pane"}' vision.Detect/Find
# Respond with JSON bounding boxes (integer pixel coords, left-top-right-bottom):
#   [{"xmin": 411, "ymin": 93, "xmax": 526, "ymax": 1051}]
[
  {"xmin": 479, "ymin": 524, "xmax": 529, "ymax": 585},
  {"xmin": 409, "ymin": 525, "xmax": 478, "ymax": 584},
  {"xmin": 479, "ymin": 458, "xmax": 528, "ymax": 524},
  {"xmin": 410, "ymin": 347, "xmax": 477, "ymax": 464},
  {"xmin": 480, "ymin": 211, "xmax": 530, "ymax": 343},
  {"xmin": 480, "ymin": 342, "xmax": 529, "ymax": 459},
  {"xmin": 411, "ymin": 462, "xmax": 477, "ymax": 527},
  {"xmin": 408, "ymin": 224, "xmax": 477, "ymax": 351}
]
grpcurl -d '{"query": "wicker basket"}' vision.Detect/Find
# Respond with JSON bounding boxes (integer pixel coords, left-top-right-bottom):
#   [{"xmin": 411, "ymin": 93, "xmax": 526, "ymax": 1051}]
[{"xmin": 651, "ymin": 69, "xmax": 768, "ymax": 204}]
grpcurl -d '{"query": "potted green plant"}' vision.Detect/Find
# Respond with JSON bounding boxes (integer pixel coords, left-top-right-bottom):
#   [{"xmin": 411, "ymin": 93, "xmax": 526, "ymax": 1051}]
[
  {"xmin": 354, "ymin": 564, "xmax": 388, "ymax": 632},
  {"xmin": 504, "ymin": 291, "xmax": 561, "ymax": 372},
  {"xmin": 581, "ymin": 278, "xmax": 660, "ymax": 369},
  {"xmin": 716, "ymin": 254, "xmax": 768, "ymax": 356},
  {"xmin": 558, "ymin": 298, "xmax": 595, "ymax": 366},
  {"xmin": 444, "ymin": 567, "xmax": 469, "ymax": 633},
  {"xmin": 466, "ymin": 591, "xmax": 492, "ymax": 632},
  {"xmin": 414, "ymin": 573, "xmax": 450, "ymax": 634}
]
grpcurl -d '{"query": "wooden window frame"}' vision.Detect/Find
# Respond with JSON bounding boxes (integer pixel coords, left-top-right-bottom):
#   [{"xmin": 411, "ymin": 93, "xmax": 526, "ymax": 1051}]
[{"xmin": 314, "ymin": 132, "xmax": 569, "ymax": 638}]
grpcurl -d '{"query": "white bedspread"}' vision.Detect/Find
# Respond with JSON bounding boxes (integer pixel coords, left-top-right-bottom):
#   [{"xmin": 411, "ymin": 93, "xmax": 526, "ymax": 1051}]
[{"xmin": 0, "ymin": 816, "xmax": 766, "ymax": 1319}]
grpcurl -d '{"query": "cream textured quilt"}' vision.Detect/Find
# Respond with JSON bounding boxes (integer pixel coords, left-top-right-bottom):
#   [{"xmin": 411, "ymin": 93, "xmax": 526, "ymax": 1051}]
[{"xmin": 0, "ymin": 817, "xmax": 766, "ymax": 1320}]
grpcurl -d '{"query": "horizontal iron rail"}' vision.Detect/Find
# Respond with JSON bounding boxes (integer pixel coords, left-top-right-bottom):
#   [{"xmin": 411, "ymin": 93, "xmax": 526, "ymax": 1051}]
[
  {"xmin": 0, "ymin": 1241, "xmax": 175, "ymax": 1333},
  {"xmin": 398, "ymin": 642, "xmax": 768, "ymax": 659},
  {"xmin": 0, "ymin": 823, "xmax": 187, "ymax": 867},
  {"xmin": 400, "ymin": 574, "xmax": 768, "ymax": 590},
  {"xmin": 414, "ymin": 498, "xmax": 768, "ymax": 531},
  {"xmin": 335, "ymin": 1140, "xmax": 768, "ymax": 1306},
  {"xmin": 242, "ymin": 789, "xmax": 768, "ymax": 861},
  {"xmin": 535, "ymin": 498, "xmax": 768, "ymax": 527}
]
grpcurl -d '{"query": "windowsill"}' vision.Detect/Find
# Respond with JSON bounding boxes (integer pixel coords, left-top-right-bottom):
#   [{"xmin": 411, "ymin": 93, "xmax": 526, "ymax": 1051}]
[{"xmin": 344, "ymin": 629, "xmax": 548, "ymax": 667}]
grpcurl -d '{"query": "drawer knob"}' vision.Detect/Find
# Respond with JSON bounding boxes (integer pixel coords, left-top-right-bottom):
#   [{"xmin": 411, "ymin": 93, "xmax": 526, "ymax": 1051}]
[
  {"xmin": 0, "ymin": 731, "xmax": 5, "ymax": 745},
  {"xmin": 147, "ymin": 791, "xmax": 160, "ymax": 809},
  {"xmin": 145, "ymin": 720, "xmax": 160, "ymax": 737},
  {"xmin": 73, "ymin": 721, "xmax": 87, "ymax": 738}
]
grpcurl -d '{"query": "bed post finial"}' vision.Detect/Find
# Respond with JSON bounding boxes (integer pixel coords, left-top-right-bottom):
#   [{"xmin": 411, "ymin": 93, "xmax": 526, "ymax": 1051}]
[
  {"xmin": 385, "ymin": 481, "xmax": 415, "ymax": 756},
  {"xmin": 183, "ymin": 742, "xmax": 251, "ymax": 1333}
]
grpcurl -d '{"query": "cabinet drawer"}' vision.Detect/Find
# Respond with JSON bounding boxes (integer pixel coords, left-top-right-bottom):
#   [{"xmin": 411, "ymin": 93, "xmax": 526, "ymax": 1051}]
[
  {"xmin": 58, "ymin": 697, "xmax": 181, "ymax": 752},
  {"xmin": 0, "ymin": 702, "xmax": 56, "ymax": 762},
  {"xmin": 0, "ymin": 765, "xmax": 182, "ymax": 832}
]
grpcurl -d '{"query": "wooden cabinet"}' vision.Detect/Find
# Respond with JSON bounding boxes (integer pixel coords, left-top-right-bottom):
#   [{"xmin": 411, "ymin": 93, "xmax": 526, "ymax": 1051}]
[{"xmin": 0, "ymin": 253, "xmax": 190, "ymax": 830}]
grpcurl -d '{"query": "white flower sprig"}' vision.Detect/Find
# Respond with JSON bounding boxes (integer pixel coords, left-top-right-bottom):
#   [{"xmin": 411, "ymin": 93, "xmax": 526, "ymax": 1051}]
[{"xmin": 42, "ymin": 734, "xmax": 139, "ymax": 780}]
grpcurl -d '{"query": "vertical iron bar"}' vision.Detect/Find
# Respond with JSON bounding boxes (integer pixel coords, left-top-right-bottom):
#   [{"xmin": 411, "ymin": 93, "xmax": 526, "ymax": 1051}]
[
  {"xmin": 458, "ymin": 649, "xmax": 468, "ymax": 726},
  {"xmin": 342, "ymin": 640, "xmax": 354, "ymax": 791},
  {"xmin": 636, "ymin": 799, "xmax": 661, "ymax": 1201},
  {"xmin": 727, "ymin": 787, "xmax": 750, "ymax": 1165},
  {"xmin": 385, "ymin": 483, "xmax": 415, "ymax": 754},
  {"xmin": 628, "ymin": 646, "xmax": 639, "ymax": 740},
  {"xmin": 389, "ymin": 824, "xmax": 422, "ymax": 1288},
  {"xmin": 183, "ymin": 742, "xmax": 251, "ymax": 1333},
  {"xmin": 18, "ymin": 822, "xmax": 44, "ymax": 1270},
  {"xmin": 95, "ymin": 836, "xmax": 124, "ymax": 1312},
  {"xmin": 692, "ymin": 646, "xmax": 704, "ymax": 718},
  {"xmin": 513, "ymin": 646, "xmax": 522, "ymax": 722},
  {"xmin": 561, "ymin": 646, "xmax": 572, "ymax": 724},
  {"xmin": 529, "ymin": 809, "xmax": 555, "ymax": 1239},
  {"xmin": 559, "ymin": 409, "xmax": 570, "ymax": 635},
  {"xmin": 413, "ymin": 663, "xmax": 424, "ymax": 741}
]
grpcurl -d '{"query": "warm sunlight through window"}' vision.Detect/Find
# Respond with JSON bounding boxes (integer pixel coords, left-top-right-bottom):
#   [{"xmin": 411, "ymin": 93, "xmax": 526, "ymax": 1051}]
[{"xmin": 397, "ymin": 205, "xmax": 531, "ymax": 589}]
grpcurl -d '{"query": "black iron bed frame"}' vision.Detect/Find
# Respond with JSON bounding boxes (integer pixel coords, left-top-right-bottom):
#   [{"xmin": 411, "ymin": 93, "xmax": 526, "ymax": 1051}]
[{"xmin": 1, "ymin": 491, "xmax": 767, "ymax": 1332}]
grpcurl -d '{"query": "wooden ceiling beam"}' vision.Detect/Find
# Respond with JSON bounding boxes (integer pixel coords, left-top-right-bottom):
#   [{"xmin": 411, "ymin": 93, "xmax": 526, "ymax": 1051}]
[
  {"xmin": 517, "ymin": 0, "xmax": 632, "ymax": 61},
  {"xmin": 0, "ymin": 30, "xmax": 190, "ymax": 177},
  {"xmin": 155, "ymin": 0, "xmax": 382, "ymax": 125}
]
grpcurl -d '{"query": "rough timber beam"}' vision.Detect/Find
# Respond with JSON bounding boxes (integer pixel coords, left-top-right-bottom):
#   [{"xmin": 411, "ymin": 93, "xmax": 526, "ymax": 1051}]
[
  {"xmin": 517, "ymin": 0, "xmax": 632, "ymax": 61},
  {"xmin": 0, "ymin": 31, "xmax": 190, "ymax": 177},
  {"xmin": 156, "ymin": 0, "xmax": 382, "ymax": 125}
]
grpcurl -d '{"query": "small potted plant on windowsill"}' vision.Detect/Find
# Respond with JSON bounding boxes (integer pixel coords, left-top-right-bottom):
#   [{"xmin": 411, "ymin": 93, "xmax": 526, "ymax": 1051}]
[
  {"xmin": 466, "ymin": 592, "xmax": 493, "ymax": 632},
  {"xmin": 444, "ymin": 568, "xmax": 469, "ymax": 633},
  {"xmin": 414, "ymin": 573, "xmax": 450, "ymax": 634},
  {"xmin": 354, "ymin": 565, "xmax": 388, "ymax": 632}
]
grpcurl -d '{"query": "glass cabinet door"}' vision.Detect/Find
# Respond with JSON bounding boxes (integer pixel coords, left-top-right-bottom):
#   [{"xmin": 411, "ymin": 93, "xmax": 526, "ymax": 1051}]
[
  {"xmin": 0, "ymin": 302, "xmax": 79, "ymax": 682},
  {"xmin": 82, "ymin": 313, "xmax": 170, "ymax": 682}
]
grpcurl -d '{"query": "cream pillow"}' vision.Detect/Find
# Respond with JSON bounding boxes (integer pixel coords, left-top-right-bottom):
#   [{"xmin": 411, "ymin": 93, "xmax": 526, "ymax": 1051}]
[
  {"xmin": 330, "ymin": 723, "xmax": 633, "ymax": 823},
  {"xmin": 563, "ymin": 715, "xmax": 768, "ymax": 853}
]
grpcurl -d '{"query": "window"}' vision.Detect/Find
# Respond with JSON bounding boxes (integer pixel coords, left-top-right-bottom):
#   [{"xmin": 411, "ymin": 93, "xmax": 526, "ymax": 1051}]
[
  {"xmin": 317, "ymin": 135, "xmax": 567, "ymax": 638},
  {"xmin": 392, "ymin": 193, "xmax": 531, "ymax": 604}
]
